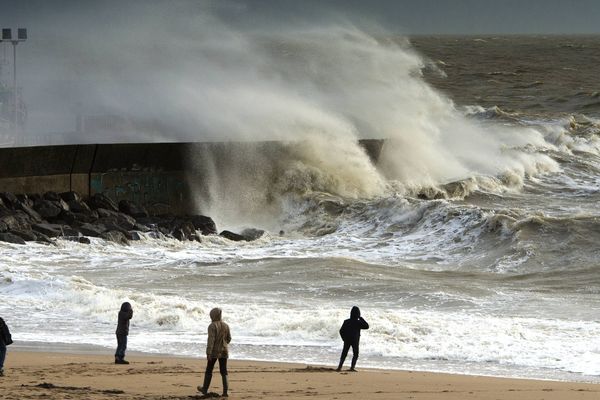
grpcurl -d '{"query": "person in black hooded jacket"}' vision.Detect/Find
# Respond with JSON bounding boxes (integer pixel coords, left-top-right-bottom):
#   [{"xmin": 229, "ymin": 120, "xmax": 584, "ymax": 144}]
[
  {"xmin": 114, "ymin": 302, "xmax": 133, "ymax": 364},
  {"xmin": 0, "ymin": 317, "xmax": 13, "ymax": 377},
  {"xmin": 336, "ymin": 306, "xmax": 369, "ymax": 372}
]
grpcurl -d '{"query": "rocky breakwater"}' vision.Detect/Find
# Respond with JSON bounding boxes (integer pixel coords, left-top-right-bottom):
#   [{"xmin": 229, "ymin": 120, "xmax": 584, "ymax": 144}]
[{"xmin": 0, "ymin": 191, "xmax": 264, "ymax": 246}]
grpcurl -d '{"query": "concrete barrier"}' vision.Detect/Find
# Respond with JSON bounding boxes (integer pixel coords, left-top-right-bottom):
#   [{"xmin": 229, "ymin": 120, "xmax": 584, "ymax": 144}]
[{"xmin": 0, "ymin": 139, "xmax": 384, "ymax": 214}]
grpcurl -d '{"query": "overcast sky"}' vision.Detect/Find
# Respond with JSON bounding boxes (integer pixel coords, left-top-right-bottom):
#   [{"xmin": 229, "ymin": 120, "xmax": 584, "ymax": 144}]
[{"xmin": 1, "ymin": 0, "xmax": 600, "ymax": 35}]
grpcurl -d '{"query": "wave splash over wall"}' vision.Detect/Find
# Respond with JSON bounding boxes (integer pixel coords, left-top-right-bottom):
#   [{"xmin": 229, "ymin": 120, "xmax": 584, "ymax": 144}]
[{"xmin": 184, "ymin": 23, "xmax": 561, "ymax": 224}]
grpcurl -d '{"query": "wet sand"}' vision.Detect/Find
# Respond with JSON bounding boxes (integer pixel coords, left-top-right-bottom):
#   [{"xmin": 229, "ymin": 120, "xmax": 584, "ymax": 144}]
[{"xmin": 1, "ymin": 350, "xmax": 599, "ymax": 399}]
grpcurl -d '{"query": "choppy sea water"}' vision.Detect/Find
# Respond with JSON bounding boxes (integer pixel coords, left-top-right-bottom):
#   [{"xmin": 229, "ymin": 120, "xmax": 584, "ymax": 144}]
[{"xmin": 2, "ymin": 35, "xmax": 600, "ymax": 382}]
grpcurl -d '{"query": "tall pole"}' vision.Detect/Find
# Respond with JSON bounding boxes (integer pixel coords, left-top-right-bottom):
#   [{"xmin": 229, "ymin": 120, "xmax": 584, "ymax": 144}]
[{"xmin": 13, "ymin": 41, "xmax": 17, "ymax": 133}]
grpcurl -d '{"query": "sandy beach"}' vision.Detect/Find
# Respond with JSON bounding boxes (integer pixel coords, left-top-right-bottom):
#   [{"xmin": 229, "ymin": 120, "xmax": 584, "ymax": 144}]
[{"xmin": 0, "ymin": 350, "xmax": 598, "ymax": 400}]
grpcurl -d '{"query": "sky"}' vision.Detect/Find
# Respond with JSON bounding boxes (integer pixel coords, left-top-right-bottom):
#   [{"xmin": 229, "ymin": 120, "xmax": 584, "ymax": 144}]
[
  {"xmin": 0, "ymin": 0, "xmax": 600, "ymax": 35},
  {"xmin": 0, "ymin": 0, "xmax": 599, "ymax": 139}
]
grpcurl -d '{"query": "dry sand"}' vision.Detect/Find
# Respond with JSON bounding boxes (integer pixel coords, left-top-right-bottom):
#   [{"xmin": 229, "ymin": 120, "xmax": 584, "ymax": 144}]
[{"xmin": 1, "ymin": 350, "xmax": 599, "ymax": 399}]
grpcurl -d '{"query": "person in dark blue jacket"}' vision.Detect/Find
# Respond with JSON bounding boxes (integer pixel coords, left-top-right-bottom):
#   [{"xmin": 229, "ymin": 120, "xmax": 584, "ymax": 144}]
[
  {"xmin": 0, "ymin": 317, "xmax": 13, "ymax": 377},
  {"xmin": 115, "ymin": 302, "xmax": 133, "ymax": 364},
  {"xmin": 336, "ymin": 306, "xmax": 369, "ymax": 372}
]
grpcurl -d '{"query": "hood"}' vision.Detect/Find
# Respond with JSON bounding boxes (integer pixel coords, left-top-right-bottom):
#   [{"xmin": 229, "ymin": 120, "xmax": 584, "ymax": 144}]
[
  {"xmin": 350, "ymin": 306, "xmax": 360, "ymax": 319},
  {"xmin": 120, "ymin": 302, "xmax": 132, "ymax": 312},
  {"xmin": 210, "ymin": 307, "xmax": 222, "ymax": 322}
]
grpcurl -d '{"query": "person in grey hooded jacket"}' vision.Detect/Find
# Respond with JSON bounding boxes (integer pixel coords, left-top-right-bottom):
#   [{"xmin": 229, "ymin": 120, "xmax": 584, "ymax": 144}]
[
  {"xmin": 336, "ymin": 306, "xmax": 369, "ymax": 372},
  {"xmin": 198, "ymin": 307, "xmax": 232, "ymax": 397}
]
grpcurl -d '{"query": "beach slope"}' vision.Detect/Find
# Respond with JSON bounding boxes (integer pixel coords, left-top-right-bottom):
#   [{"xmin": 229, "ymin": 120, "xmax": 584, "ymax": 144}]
[{"xmin": 1, "ymin": 351, "xmax": 599, "ymax": 399}]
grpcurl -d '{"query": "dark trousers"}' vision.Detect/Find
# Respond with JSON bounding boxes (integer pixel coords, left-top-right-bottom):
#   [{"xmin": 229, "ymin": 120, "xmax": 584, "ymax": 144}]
[
  {"xmin": 338, "ymin": 340, "xmax": 359, "ymax": 369},
  {"xmin": 0, "ymin": 342, "xmax": 6, "ymax": 370},
  {"xmin": 205, "ymin": 357, "xmax": 228, "ymax": 376},
  {"xmin": 115, "ymin": 334, "xmax": 127, "ymax": 359}
]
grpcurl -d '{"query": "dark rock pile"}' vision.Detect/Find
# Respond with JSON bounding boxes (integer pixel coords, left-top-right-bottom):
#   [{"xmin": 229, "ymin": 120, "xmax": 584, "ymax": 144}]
[{"xmin": 0, "ymin": 191, "xmax": 225, "ymax": 246}]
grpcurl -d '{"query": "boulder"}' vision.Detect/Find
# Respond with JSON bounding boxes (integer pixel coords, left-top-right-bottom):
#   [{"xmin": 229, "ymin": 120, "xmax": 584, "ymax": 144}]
[
  {"xmin": 34, "ymin": 232, "xmax": 54, "ymax": 245},
  {"xmin": 0, "ymin": 212, "xmax": 32, "ymax": 231},
  {"xmin": 62, "ymin": 226, "xmax": 81, "ymax": 237},
  {"xmin": 0, "ymin": 192, "xmax": 19, "ymax": 209},
  {"xmin": 61, "ymin": 236, "xmax": 91, "ymax": 244},
  {"xmin": 0, "ymin": 232, "xmax": 26, "ymax": 245},
  {"xmin": 172, "ymin": 228, "xmax": 186, "ymax": 241},
  {"xmin": 190, "ymin": 215, "xmax": 217, "ymax": 235},
  {"xmin": 43, "ymin": 191, "xmax": 62, "ymax": 202},
  {"xmin": 60, "ymin": 191, "xmax": 81, "ymax": 202},
  {"xmin": 88, "ymin": 193, "xmax": 119, "ymax": 212},
  {"xmin": 79, "ymin": 223, "xmax": 107, "ymax": 237},
  {"xmin": 32, "ymin": 223, "xmax": 64, "ymax": 238},
  {"xmin": 125, "ymin": 231, "xmax": 144, "ymax": 241},
  {"xmin": 67, "ymin": 199, "xmax": 92, "ymax": 214},
  {"xmin": 18, "ymin": 203, "xmax": 43, "ymax": 223},
  {"xmin": 33, "ymin": 199, "xmax": 62, "ymax": 219},
  {"xmin": 26, "ymin": 193, "xmax": 42, "ymax": 202},
  {"xmin": 240, "ymin": 228, "xmax": 265, "ymax": 241},
  {"xmin": 219, "ymin": 230, "xmax": 245, "ymax": 242},
  {"xmin": 101, "ymin": 230, "xmax": 129, "ymax": 245},
  {"xmin": 119, "ymin": 200, "xmax": 149, "ymax": 218},
  {"xmin": 49, "ymin": 210, "xmax": 75, "ymax": 225},
  {"xmin": 9, "ymin": 229, "xmax": 38, "ymax": 241},
  {"xmin": 97, "ymin": 208, "xmax": 137, "ymax": 230},
  {"xmin": 174, "ymin": 220, "xmax": 196, "ymax": 240}
]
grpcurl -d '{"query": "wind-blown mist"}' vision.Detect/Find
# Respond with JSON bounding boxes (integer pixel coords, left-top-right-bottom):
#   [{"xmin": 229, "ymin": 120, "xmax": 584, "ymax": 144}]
[{"xmin": 14, "ymin": 1, "xmax": 560, "ymax": 223}]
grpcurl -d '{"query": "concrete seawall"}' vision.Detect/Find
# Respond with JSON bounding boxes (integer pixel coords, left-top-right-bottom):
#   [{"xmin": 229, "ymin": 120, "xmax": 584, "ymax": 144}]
[{"xmin": 0, "ymin": 140, "xmax": 383, "ymax": 214}]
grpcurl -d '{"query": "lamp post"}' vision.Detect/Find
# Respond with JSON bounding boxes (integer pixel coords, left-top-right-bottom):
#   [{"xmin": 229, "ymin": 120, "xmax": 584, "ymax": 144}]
[{"xmin": 1, "ymin": 27, "xmax": 27, "ymax": 134}]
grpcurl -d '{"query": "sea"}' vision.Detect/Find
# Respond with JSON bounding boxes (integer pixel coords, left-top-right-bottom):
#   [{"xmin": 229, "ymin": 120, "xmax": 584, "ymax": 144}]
[{"xmin": 2, "ymin": 34, "xmax": 600, "ymax": 382}]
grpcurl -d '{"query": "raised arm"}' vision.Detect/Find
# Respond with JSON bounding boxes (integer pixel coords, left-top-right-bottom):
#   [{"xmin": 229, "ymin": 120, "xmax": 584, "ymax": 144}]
[{"xmin": 359, "ymin": 317, "xmax": 369, "ymax": 330}]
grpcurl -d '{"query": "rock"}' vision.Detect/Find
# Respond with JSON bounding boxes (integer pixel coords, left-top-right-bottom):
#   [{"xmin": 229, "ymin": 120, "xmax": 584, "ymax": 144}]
[
  {"xmin": 172, "ymin": 228, "xmax": 186, "ymax": 241},
  {"xmin": 0, "ymin": 232, "xmax": 26, "ymax": 245},
  {"xmin": 119, "ymin": 200, "xmax": 149, "ymax": 218},
  {"xmin": 88, "ymin": 193, "xmax": 119, "ymax": 212},
  {"xmin": 219, "ymin": 230, "xmax": 245, "ymax": 242},
  {"xmin": 62, "ymin": 236, "xmax": 91, "ymax": 244},
  {"xmin": 147, "ymin": 230, "xmax": 166, "ymax": 240},
  {"xmin": 9, "ymin": 229, "xmax": 38, "ymax": 241},
  {"xmin": 79, "ymin": 223, "xmax": 107, "ymax": 237},
  {"xmin": 43, "ymin": 191, "xmax": 61, "ymax": 202},
  {"xmin": 32, "ymin": 223, "xmax": 64, "ymax": 238},
  {"xmin": 60, "ymin": 191, "xmax": 81, "ymax": 202},
  {"xmin": 0, "ymin": 212, "xmax": 32, "ymax": 231},
  {"xmin": 33, "ymin": 199, "xmax": 62, "ymax": 219},
  {"xmin": 67, "ymin": 199, "xmax": 92, "ymax": 214},
  {"xmin": 175, "ymin": 220, "xmax": 196, "ymax": 240},
  {"xmin": 18, "ymin": 203, "xmax": 43, "ymax": 223},
  {"xmin": 34, "ymin": 232, "xmax": 54, "ymax": 245},
  {"xmin": 62, "ymin": 226, "xmax": 81, "ymax": 237},
  {"xmin": 0, "ymin": 192, "xmax": 19, "ymax": 209},
  {"xmin": 97, "ymin": 208, "xmax": 136, "ymax": 230},
  {"xmin": 133, "ymin": 223, "xmax": 150, "ymax": 232},
  {"xmin": 190, "ymin": 215, "xmax": 217, "ymax": 235},
  {"xmin": 240, "ymin": 228, "xmax": 265, "ymax": 241},
  {"xmin": 0, "ymin": 221, "xmax": 7, "ymax": 232},
  {"xmin": 101, "ymin": 230, "xmax": 129, "ymax": 245},
  {"xmin": 26, "ymin": 193, "xmax": 42, "ymax": 202},
  {"xmin": 126, "ymin": 231, "xmax": 143, "ymax": 241}
]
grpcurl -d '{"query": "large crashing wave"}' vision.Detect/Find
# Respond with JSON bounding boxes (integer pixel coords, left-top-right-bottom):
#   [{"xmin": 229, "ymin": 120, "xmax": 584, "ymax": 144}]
[
  {"xmin": 183, "ymin": 25, "xmax": 562, "ymax": 224},
  {"xmin": 27, "ymin": 3, "xmax": 566, "ymax": 220}
]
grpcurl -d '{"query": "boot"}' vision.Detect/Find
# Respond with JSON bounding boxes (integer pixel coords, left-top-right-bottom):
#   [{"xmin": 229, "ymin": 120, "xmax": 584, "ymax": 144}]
[
  {"xmin": 197, "ymin": 373, "xmax": 212, "ymax": 395},
  {"xmin": 221, "ymin": 375, "xmax": 229, "ymax": 397}
]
